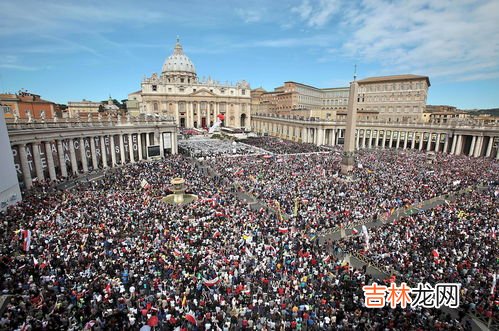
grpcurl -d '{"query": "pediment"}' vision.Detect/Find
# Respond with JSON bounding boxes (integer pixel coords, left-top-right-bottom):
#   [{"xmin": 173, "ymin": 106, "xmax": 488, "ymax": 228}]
[{"xmin": 189, "ymin": 88, "xmax": 216, "ymax": 97}]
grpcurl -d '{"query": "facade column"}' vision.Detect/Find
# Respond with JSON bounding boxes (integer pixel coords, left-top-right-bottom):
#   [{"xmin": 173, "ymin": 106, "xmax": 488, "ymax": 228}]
[
  {"xmin": 496, "ymin": 142, "xmax": 499, "ymax": 160},
  {"xmin": 361, "ymin": 130, "xmax": 367, "ymax": 149},
  {"xmin": 45, "ymin": 141, "xmax": 56, "ymax": 181},
  {"xmin": 367, "ymin": 130, "xmax": 372, "ymax": 149},
  {"xmin": 90, "ymin": 137, "xmax": 98, "ymax": 170},
  {"xmin": 110, "ymin": 135, "xmax": 117, "ymax": 167},
  {"xmin": 100, "ymin": 136, "xmax": 108, "ymax": 168},
  {"xmin": 159, "ymin": 131, "xmax": 165, "ymax": 158},
  {"xmin": 69, "ymin": 139, "xmax": 78, "ymax": 174},
  {"xmin": 403, "ymin": 132, "xmax": 408, "ymax": 149},
  {"xmin": 172, "ymin": 131, "xmax": 178, "ymax": 154},
  {"xmin": 355, "ymin": 130, "xmax": 360, "ymax": 150},
  {"xmin": 426, "ymin": 133, "xmax": 433, "ymax": 151},
  {"xmin": 395, "ymin": 131, "xmax": 401, "ymax": 149},
  {"xmin": 455, "ymin": 135, "xmax": 463, "ymax": 155},
  {"xmin": 19, "ymin": 144, "xmax": 32, "ymax": 189},
  {"xmin": 435, "ymin": 133, "xmax": 441, "ymax": 152},
  {"xmin": 317, "ymin": 128, "xmax": 324, "ymax": 146},
  {"xmin": 138, "ymin": 133, "xmax": 143, "ymax": 160},
  {"xmin": 128, "ymin": 134, "xmax": 135, "ymax": 163},
  {"xmin": 57, "ymin": 139, "xmax": 68, "ymax": 178},
  {"xmin": 410, "ymin": 132, "xmax": 416, "ymax": 149},
  {"xmin": 473, "ymin": 136, "xmax": 483, "ymax": 157},
  {"xmin": 32, "ymin": 142, "xmax": 45, "ymax": 181},
  {"xmin": 468, "ymin": 136, "xmax": 476, "ymax": 157},
  {"xmin": 485, "ymin": 137, "xmax": 494, "ymax": 157},
  {"xmin": 119, "ymin": 134, "xmax": 126, "ymax": 164},
  {"xmin": 79, "ymin": 137, "xmax": 88, "ymax": 173},
  {"xmin": 374, "ymin": 130, "xmax": 380, "ymax": 148},
  {"xmin": 389, "ymin": 131, "xmax": 394, "ymax": 149}
]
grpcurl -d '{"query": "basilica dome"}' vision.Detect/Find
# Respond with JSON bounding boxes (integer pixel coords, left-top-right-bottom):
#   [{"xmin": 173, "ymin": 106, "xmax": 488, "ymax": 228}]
[{"xmin": 161, "ymin": 39, "xmax": 196, "ymax": 78}]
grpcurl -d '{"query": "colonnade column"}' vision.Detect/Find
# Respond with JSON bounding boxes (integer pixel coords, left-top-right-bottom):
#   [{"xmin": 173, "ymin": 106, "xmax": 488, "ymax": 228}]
[
  {"xmin": 419, "ymin": 133, "xmax": 424, "ymax": 151},
  {"xmin": 119, "ymin": 134, "xmax": 126, "ymax": 165},
  {"xmin": 19, "ymin": 144, "xmax": 32, "ymax": 189},
  {"xmin": 426, "ymin": 133, "xmax": 432, "ymax": 151},
  {"xmin": 355, "ymin": 130, "xmax": 360, "ymax": 150},
  {"xmin": 468, "ymin": 136, "xmax": 476, "ymax": 157},
  {"xmin": 411, "ymin": 133, "xmax": 416, "ymax": 149},
  {"xmin": 455, "ymin": 135, "xmax": 463, "ymax": 155},
  {"xmin": 45, "ymin": 141, "xmax": 56, "ymax": 181},
  {"xmin": 90, "ymin": 137, "xmax": 98, "ymax": 170},
  {"xmin": 375, "ymin": 130, "xmax": 380, "ymax": 148},
  {"xmin": 361, "ymin": 130, "xmax": 367, "ymax": 149},
  {"xmin": 395, "ymin": 132, "xmax": 401, "ymax": 149},
  {"xmin": 485, "ymin": 137, "xmax": 494, "ymax": 157},
  {"xmin": 138, "ymin": 133, "xmax": 143, "ymax": 160},
  {"xmin": 435, "ymin": 133, "xmax": 441, "ymax": 152},
  {"xmin": 69, "ymin": 139, "xmax": 78, "ymax": 174},
  {"xmin": 473, "ymin": 136, "xmax": 483, "ymax": 157},
  {"xmin": 79, "ymin": 137, "xmax": 88, "ymax": 173},
  {"xmin": 32, "ymin": 142, "xmax": 44, "ymax": 181},
  {"xmin": 100, "ymin": 136, "xmax": 108, "ymax": 168},
  {"xmin": 128, "ymin": 134, "xmax": 135, "ymax": 163},
  {"xmin": 442, "ymin": 135, "xmax": 449, "ymax": 154},
  {"xmin": 57, "ymin": 139, "xmax": 68, "ymax": 178},
  {"xmin": 403, "ymin": 132, "xmax": 408, "ymax": 149},
  {"xmin": 367, "ymin": 130, "xmax": 372, "ymax": 149},
  {"xmin": 450, "ymin": 135, "xmax": 457, "ymax": 154},
  {"xmin": 110, "ymin": 135, "xmax": 117, "ymax": 167}
]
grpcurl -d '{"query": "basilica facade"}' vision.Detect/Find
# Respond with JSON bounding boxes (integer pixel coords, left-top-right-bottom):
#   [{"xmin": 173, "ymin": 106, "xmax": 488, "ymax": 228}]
[{"xmin": 128, "ymin": 39, "xmax": 251, "ymax": 130}]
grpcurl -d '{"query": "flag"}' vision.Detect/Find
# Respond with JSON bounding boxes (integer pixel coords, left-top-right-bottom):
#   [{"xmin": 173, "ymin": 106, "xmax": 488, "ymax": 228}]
[
  {"xmin": 352, "ymin": 228, "xmax": 359, "ymax": 235},
  {"xmin": 181, "ymin": 295, "xmax": 187, "ymax": 307},
  {"xmin": 33, "ymin": 256, "xmax": 39, "ymax": 266},
  {"xmin": 385, "ymin": 275, "xmax": 396, "ymax": 283},
  {"xmin": 431, "ymin": 249, "xmax": 439, "ymax": 258},
  {"xmin": 140, "ymin": 179, "xmax": 151, "ymax": 190},
  {"xmin": 203, "ymin": 277, "xmax": 220, "ymax": 287},
  {"xmin": 22, "ymin": 230, "xmax": 31, "ymax": 252},
  {"xmin": 278, "ymin": 227, "xmax": 289, "ymax": 234}
]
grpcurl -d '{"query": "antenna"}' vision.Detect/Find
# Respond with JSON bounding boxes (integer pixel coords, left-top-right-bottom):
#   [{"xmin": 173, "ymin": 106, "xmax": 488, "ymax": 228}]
[{"xmin": 353, "ymin": 64, "xmax": 357, "ymax": 81}]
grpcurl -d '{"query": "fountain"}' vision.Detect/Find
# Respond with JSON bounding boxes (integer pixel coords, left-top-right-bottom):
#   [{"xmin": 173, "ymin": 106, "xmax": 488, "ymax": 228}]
[{"xmin": 161, "ymin": 178, "xmax": 198, "ymax": 205}]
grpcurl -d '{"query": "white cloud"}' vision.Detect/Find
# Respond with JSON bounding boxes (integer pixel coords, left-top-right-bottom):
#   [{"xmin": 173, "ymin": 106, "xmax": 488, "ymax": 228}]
[
  {"xmin": 291, "ymin": 0, "xmax": 340, "ymax": 27},
  {"xmin": 236, "ymin": 8, "xmax": 263, "ymax": 23},
  {"xmin": 340, "ymin": 0, "xmax": 499, "ymax": 81}
]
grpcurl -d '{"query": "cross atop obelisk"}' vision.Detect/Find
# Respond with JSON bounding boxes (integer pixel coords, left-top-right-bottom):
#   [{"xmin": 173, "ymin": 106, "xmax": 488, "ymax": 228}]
[{"xmin": 340, "ymin": 66, "xmax": 359, "ymax": 175}]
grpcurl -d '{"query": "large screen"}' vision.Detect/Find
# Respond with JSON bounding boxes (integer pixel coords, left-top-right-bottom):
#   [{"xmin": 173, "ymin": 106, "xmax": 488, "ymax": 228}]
[{"xmin": 147, "ymin": 145, "xmax": 160, "ymax": 157}]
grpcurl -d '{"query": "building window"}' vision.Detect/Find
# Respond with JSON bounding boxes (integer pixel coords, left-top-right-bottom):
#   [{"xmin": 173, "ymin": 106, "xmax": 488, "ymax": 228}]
[
  {"xmin": 193, "ymin": 89, "xmax": 196, "ymax": 92},
  {"xmin": 179, "ymin": 87, "xmax": 184, "ymax": 92},
  {"xmin": 152, "ymin": 85, "xmax": 157, "ymax": 91},
  {"xmin": 168, "ymin": 88, "xmax": 172, "ymax": 92},
  {"xmin": 242, "ymin": 89, "xmax": 246, "ymax": 95},
  {"xmin": 153, "ymin": 102, "xmax": 158, "ymax": 111},
  {"xmin": 181, "ymin": 78, "xmax": 184, "ymax": 83}
]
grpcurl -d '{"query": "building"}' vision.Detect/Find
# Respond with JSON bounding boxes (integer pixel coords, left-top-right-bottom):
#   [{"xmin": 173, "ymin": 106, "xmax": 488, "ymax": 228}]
[
  {"xmin": 252, "ymin": 74, "xmax": 430, "ymax": 123},
  {"xmin": 129, "ymin": 38, "xmax": 251, "ymax": 129},
  {"xmin": 1, "ymin": 91, "xmax": 56, "ymax": 120},
  {"xmin": 67, "ymin": 97, "xmax": 120, "ymax": 118}
]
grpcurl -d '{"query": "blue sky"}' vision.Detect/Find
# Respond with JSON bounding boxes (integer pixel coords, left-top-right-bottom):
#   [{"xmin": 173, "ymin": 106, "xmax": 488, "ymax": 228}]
[{"xmin": 1, "ymin": 0, "xmax": 498, "ymax": 109}]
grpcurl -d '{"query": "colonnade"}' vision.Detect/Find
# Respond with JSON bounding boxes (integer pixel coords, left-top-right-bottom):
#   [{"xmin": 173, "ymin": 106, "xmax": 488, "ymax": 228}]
[
  {"xmin": 11, "ymin": 129, "xmax": 178, "ymax": 190},
  {"xmin": 251, "ymin": 117, "xmax": 499, "ymax": 160}
]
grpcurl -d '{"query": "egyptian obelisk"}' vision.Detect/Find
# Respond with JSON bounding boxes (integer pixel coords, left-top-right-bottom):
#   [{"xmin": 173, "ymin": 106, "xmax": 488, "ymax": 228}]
[{"xmin": 340, "ymin": 76, "xmax": 359, "ymax": 175}]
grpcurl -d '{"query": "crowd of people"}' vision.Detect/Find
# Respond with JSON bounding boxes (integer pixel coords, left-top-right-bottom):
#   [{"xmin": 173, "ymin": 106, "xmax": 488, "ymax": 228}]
[
  {"xmin": 207, "ymin": 146, "xmax": 497, "ymax": 233},
  {"xmin": 178, "ymin": 138, "xmax": 261, "ymax": 158},
  {"xmin": 0, "ymin": 136, "xmax": 496, "ymax": 330},
  {"xmin": 339, "ymin": 189, "xmax": 498, "ymax": 323},
  {"xmin": 243, "ymin": 137, "xmax": 323, "ymax": 155}
]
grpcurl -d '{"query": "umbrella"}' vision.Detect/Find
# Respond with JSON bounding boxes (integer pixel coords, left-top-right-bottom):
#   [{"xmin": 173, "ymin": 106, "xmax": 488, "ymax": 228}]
[
  {"xmin": 140, "ymin": 326, "xmax": 151, "ymax": 331},
  {"xmin": 147, "ymin": 316, "xmax": 159, "ymax": 327},
  {"xmin": 185, "ymin": 313, "xmax": 197, "ymax": 325}
]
